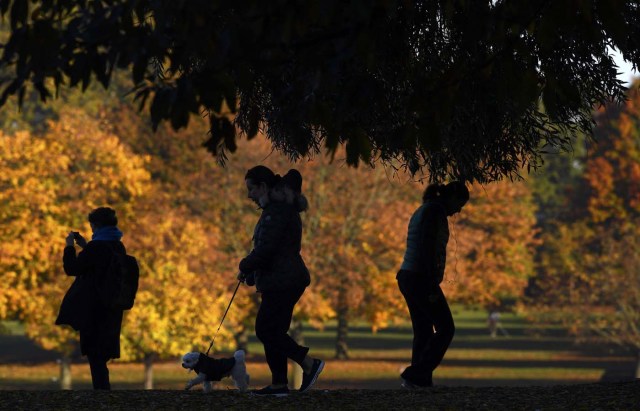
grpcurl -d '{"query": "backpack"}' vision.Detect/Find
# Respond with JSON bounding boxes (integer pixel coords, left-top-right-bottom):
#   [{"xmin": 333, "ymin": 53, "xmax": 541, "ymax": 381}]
[{"xmin": 96, "ymin": 246, "xmax": 140, "ymax": 310}]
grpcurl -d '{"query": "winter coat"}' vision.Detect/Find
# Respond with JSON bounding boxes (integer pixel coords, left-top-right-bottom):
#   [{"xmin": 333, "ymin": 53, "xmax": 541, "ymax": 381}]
[
  {"xmin": 56, "ymin": 240, "xmax": 125, "ymax": 359},
  {"xmin": 239, "ymin": 201, "xmax": 311, "ymax": 292},
  {"xmin": 398, "ymin": 200, "xmax": 449, "ymax": 287}
]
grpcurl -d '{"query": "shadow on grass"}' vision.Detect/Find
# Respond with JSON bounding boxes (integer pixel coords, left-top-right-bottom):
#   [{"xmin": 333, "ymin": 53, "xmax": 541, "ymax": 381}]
[
  {"xmin": 0, "ymin": 335, "xmax": 60, "ymax": 364},
  {"xmin": 1, "ymin": 321, "xmax": 636, "ymax": 388}
]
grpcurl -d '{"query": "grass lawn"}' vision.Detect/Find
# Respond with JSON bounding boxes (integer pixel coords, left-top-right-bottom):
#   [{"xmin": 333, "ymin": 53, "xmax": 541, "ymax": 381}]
[{"xmin": 0, "ymin": 307, "xmax": 636, "ymax": 390}]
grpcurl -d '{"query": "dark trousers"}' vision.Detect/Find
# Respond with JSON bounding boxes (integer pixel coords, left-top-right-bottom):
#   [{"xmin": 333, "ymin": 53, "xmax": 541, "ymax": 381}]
[
  {"xmin": 255, "ymin": 288, "xmax": 309, "ymax": 385},
  {"xmin": 397, "ymin": 270, "xmax": 455, "ymax": 386},
  {"xmin": 87, "ymin": 355, "xmax": 111, "ymax": 390}
]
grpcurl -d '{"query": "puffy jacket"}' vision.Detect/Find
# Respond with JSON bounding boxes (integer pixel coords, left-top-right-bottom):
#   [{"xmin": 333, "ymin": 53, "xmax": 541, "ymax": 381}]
[{"xmin": 239, "ymin": 202, "xmax": 311, "ymax": 292}]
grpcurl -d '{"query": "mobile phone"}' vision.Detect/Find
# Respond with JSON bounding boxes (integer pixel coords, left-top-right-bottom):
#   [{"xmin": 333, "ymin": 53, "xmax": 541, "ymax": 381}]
[{"xmin": 72, "ymin": 232, "xmax": 81, "ymax": 240}]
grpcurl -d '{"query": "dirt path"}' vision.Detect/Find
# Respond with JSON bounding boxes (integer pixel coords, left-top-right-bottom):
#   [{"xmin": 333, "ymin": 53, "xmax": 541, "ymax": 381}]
[{"xmin": 0, "ymin": 381, "xmax": 637, "ymax": 410}]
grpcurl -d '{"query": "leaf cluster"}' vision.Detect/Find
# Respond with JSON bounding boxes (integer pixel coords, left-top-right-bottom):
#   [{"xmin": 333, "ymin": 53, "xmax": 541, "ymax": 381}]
[
  {"xmin": 525, "ymin": 81, "xmax": 640, "ymax": 351},
  {"xmin": 0, "ymin": 1, "xmax": 638, "ymax": 182}
]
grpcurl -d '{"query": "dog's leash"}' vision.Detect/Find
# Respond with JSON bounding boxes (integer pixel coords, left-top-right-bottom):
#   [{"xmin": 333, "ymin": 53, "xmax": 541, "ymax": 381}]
[{"xmin": 205, "ymin": 279, "xmax": 243, "ymax": 356}]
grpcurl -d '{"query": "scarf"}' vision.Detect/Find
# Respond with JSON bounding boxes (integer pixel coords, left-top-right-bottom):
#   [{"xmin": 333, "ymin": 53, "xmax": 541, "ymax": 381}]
[{"xmin": 91, "ymin": 226, "xmax": 124, "ymax": 242}]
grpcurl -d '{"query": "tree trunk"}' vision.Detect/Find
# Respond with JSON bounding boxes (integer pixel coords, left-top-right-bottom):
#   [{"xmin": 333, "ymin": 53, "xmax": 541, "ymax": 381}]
[
  {"xmin": 235, "ymin": 326, "xmax": 249, "ymax": 353},
  {"xmin": 335, "ymin": 287, "xmax": 349, "ymax": 359},
  {"xmin": 636, "ymin": 350, "xmax": 640, "ymax": 379},
  {"xmin": 289, "ymin": 318, "xmax": 304, "ymax": 389},
  {"xmin": 144, "ymin": 353, "xmax": 154, "ymax": 390},
  {"xmin": 59, "ymin": 355, "xmax": 72, "ymax": 390}
]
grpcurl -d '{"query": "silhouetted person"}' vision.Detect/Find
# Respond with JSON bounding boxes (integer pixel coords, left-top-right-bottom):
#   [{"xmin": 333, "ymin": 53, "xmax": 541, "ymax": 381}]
[
  {"xmin": 397, "ymin": 181, "xmax": 469, "ymax": 388},
  {"xmin": 238, "ymin": 165, "xmax": 323, "ymax": 396},
  {"xmin": 56, "ymin": 207, "xmax": 126, "ymax": 390}
]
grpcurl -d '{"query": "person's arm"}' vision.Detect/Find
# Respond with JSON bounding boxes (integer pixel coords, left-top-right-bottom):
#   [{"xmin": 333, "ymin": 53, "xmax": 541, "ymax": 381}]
[
  {"xmin": 420, "ymin": 204, "xmax": 447, "ymax": 289},
  {"xmin": 239, "ymin": 208, "xmax": 288, "ymax": 274},
  {"xmin": 63, "ymin": 241, "xmax": 96, "ymax": 277}
]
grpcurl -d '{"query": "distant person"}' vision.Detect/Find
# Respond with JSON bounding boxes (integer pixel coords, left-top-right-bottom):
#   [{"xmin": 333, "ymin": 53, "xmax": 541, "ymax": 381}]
[
  {"xmin": 487, "ymin": 310, "xmax": 509, "ymax": 338},
  {"xmin": 56, "ymin": 207, "xmax": 128, "ymax": 390},
  {"xmin": 238, "ymin": 165, "xmax": 323, "ymax": 396},
  {"xmin": 488, "ymin": 311, "xmax": 500, "ymax": 338},
  {"xmin": 397, "ymin": 181, "xmax": 469, "ymax": 389}
]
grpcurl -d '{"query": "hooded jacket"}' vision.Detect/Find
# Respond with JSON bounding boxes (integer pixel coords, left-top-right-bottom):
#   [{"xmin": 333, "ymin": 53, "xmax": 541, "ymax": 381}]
[{"xmin": 239, "ymin": 201, "xmax": 310, "ymax": 292}]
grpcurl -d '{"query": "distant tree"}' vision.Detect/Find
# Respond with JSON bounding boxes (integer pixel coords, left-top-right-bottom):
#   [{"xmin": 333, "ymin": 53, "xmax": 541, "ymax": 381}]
[
  {"xmin": 1, "ymin": 1, "xmax": 639, "ymax": 182},
  {"xmin": 446, "ymin": 181, "xmax": 539, "ymax": 310},
  {"xmin": 0, "ymin": 109, "xmax": 151, "ymax": 388},
  {"xmin": 527, "ymin": 81, "xmax": 640, "ymax": 378},
  {"xmin": 298, "ymin": 159, "xmax": 412, "ymax": 359},
  {"xmin": 119, "ymin": 200, "xmax": 231, "ymax": 389}
]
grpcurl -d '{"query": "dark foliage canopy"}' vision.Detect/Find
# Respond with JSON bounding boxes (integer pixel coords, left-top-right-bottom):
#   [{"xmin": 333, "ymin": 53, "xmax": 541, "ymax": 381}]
[{"xmin": 1, "ymin": 1, "xmax": 639, "ymax": 182}]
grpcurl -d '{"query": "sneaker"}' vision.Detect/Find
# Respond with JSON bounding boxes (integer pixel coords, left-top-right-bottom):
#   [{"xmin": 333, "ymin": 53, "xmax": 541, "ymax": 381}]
[
  {"xmin": 231, "ymin": 350, "xmax": 249, "ymax": 392},
  {"xmin": 299, "ymin": 359, "xmax": 324, "ymax": 393},
  {"xmin": 251, "ymin": 385, "xmax": 289, "ymax": 397},
  {"xmin": 401, "ymin": 378, "xmax": 433, "ymax": 389}
]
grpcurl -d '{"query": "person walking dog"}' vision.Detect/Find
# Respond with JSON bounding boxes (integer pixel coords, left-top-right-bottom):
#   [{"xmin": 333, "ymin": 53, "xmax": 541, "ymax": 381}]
[
  {"xmin": 239, "ymin": 165, "xmax": 324, "ymax": 397},
  {"xmin": 397, "ymin": 181, "xmax": 469, "ymax": 389}
]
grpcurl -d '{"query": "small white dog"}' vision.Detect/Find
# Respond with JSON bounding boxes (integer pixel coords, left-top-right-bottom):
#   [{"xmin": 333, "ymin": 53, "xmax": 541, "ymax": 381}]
[{"xmin": 182, "ymin": 350, "xmax": 249, "ymax": 392}]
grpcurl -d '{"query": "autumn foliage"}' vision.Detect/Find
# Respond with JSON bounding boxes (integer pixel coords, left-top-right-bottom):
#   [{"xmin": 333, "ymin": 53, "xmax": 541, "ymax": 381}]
[
  {"xmin": 527, "ymin": 81, "xmax": 640, "ymax": 367},
  {"xmin": 0, "ymin": 95, "xmax": 540, "ymax": 379}
]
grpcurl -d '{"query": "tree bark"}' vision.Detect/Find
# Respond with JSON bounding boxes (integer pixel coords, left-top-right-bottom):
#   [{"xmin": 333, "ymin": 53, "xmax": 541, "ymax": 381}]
[
  {"xmin": 289, "ymin": 318, "xmax": 304, "ymax": 389},
  {"xmin": 335, "ymin": 287, "xmax": 349, "ymax": 359},
  {"xmin": 144, "ymin": 353, "xmax": 155, "ymax": 390},
  {"xmin": 59, "ymin": 355, "xmax": 72, "ymax": 390}
]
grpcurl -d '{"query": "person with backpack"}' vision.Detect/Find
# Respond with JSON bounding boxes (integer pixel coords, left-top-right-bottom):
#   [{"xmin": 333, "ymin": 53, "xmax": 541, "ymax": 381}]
[
  {"xmin": 56, "ymin": 207, "xmax": 137, "ymax": 390},
  {"xmin": 397, "ymin": 181, "xmax": 469, "ymax": 389},
  {"xmin": 238, "ymin": 165, "xmax": 324, "ymax": 396}
]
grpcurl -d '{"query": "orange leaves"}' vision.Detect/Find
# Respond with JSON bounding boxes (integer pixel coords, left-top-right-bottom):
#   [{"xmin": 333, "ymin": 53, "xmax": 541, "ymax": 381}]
[
  {"xmin": 527, "ymin": 82, "xmax": 640, "ymax": 351},
  {"xmin": 445, "ymin": 180, "xmax": 539, "ymax": 308},
  {"xmin": 0, "ymin": 108, "xmax": 151, "ymax": 355},
  {"xmin": 586, "ymin": 84, "xmax": 640, "ymax": 222}
]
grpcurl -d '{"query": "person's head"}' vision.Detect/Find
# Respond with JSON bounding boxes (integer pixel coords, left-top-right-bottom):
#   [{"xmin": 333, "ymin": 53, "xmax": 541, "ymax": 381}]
[
  {"xmin": 422, "ymin": 181, "xmax": 469, "ymax": 216},
  {"xmin": 245, "ymin": 165, "xmax": 279, "ymax": 207},
  {"xmin": 273, "ymin": 169, "xmax": 303, "ymax": 205},
  {"xmin": 88, "ymin": 207, "xmax": 118, "ymax": 231}
]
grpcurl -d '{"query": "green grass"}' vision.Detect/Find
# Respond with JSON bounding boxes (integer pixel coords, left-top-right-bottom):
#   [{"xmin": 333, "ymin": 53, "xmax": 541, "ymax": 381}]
[
  {"xmin": 0, "ymin": 307, "xmax": 636, "ymax": 390},
  {"xmin": 0, "ymin": 321, "xmax": 23, "ymax": 335}
]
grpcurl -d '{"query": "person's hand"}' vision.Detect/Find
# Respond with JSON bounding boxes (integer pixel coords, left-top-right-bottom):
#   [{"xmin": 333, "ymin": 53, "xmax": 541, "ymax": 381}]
[
  {"xmin": 74, "ymin": 232, "xmax": 87, "ymax": 248},
  {"xmin": 237, "ymin": 272, "xmax": 246, "ymax": 282},
  {"xmin": 65, "ymin": 232, "xmax": 75, "ymax": 247}
]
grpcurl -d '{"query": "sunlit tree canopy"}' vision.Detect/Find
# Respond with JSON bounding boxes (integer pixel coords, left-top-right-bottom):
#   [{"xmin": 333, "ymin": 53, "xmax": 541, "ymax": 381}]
[{"xmin": 0, "ymin": 1, "xmax": 639, "ymax": 182}]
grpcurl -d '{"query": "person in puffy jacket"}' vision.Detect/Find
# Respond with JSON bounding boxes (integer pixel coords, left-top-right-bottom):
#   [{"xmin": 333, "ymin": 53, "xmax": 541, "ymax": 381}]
[
  {"xmin": 56, "ymin": 207, "xmax": 126, "ymax": 390},
  {"xmin": 238, "ymin": 165, "xmax": 324, "ymax": 396},
  {"xmin": 397, "ymin": 181, "xmax": 469, "ymax": 389}
]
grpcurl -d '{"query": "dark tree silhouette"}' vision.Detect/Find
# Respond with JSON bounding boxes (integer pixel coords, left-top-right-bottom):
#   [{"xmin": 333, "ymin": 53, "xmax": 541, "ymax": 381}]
[{"xmin": 0, "ymin": 1, "xmax": 639, "ymax": 182}]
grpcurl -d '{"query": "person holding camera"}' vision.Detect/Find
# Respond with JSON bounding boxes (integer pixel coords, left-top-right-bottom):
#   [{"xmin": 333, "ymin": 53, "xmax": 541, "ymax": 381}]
[{"xmin": 55, "ymin": 207, "xmax": 127, "ymax": 390}]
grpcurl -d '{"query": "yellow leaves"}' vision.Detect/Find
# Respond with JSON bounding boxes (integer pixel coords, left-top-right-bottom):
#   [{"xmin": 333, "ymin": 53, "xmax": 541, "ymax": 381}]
[{"xmin": 0, "ymin": 108, "xmax": 153, "ymax": 356}]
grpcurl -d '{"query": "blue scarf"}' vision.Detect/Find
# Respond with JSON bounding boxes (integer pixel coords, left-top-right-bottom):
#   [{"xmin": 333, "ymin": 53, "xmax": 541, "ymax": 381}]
[{"xmin": 91, "ymin": 226, "xmax": 124, "ymax": 242}]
